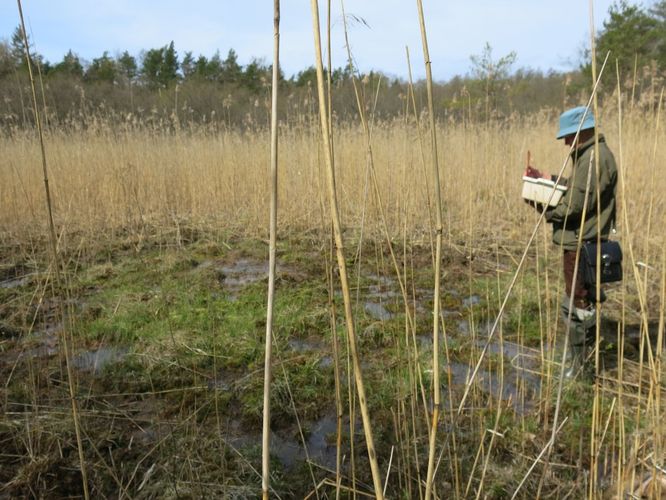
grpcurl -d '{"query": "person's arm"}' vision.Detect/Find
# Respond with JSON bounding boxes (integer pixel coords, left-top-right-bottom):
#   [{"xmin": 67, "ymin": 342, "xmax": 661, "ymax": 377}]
[
  {"xmin": 525, "ymin": 166, "xmax": 566, "ymax": 185},
  {"xmin": 545, "ymin": 150, "xmax": 594, "ymax": 224}
]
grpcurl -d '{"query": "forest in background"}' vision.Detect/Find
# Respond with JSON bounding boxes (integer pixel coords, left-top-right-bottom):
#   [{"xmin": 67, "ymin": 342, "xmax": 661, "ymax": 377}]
[{"xmin": 1, "ymin": 0, "xmax": 666, "ymax": 130}]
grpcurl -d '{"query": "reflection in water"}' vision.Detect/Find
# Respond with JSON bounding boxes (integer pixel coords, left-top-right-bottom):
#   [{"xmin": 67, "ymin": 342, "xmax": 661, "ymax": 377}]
[
  {"xmin": 462, "ymin": 294, "xmax": 481, "ymax": 307},
  {"xmin": 364, "ymin": 301, "xmax": 393, "ymax": 321},
  {"xmin": 72, "ymin": 347, "xmax": 128, "ymax": 374},
  {"xmin": 229, "ymin": 413, "xmax": 343, "ymax": 470}
]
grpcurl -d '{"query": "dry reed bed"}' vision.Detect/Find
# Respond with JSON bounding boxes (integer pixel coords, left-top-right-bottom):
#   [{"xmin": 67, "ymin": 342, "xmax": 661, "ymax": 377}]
[
  {"xmin": 0, "ymin": 112, "xmax": 660, "ymax": 229},
  {"xmin": 1, "ymin": 111, "xmax": 663, "ymax": 270}
]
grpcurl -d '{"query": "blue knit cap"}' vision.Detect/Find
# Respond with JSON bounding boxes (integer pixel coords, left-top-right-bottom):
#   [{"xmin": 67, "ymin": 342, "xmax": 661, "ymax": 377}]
[{"xmin": 556, "ymin": 106, "xmax": 595, "ymax": 139}]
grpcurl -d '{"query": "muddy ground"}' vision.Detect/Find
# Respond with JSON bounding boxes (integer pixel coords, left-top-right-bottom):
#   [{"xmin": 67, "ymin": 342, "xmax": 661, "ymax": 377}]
[{"xmin": 0, "ymin": 232, "xmax": 660, "ymax": 498}]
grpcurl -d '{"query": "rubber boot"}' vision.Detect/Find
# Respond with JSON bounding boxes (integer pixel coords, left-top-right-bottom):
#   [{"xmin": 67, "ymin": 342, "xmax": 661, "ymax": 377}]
[
  {"xmin": 561, "ymin": 294, "xmax": 596, "ymax": 326},
  {"xmin": 564, "ymin": 332, "xmax": 587, "ymax": 379},
  {"xmin": 564, "ymin": 341, "xmax": 586, "ymax": 379},
  {"xmin": 561, "ymin": 297, "xmax": 595, "ymax": 379}
]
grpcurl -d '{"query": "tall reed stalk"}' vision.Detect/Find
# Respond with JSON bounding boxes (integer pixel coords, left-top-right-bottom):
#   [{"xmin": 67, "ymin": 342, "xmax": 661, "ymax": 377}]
[
  {"xmin": 323, "ymin": 5, "xmax": 344, "ymax": 496},
  {"xmin": 588, "ymin": 3, "xmax": 605, "ymax": 495},
  {"xmin": 16, "ymin": 1, "xmax": 90, "ymax": 498},
  {"xmin": 309, "ymin": 1, "xmax": 384, "ymax": 496},
  {"xmin": 261, "ymin": 1, "xmax": 280, "ymax": 497},
  {"xmin": 414, "ymin": 1, "xmax": 446, "ymax": 496},
  {"xmin": 403, "ymin": 51, "xmax": 444, "ymax": 475}
]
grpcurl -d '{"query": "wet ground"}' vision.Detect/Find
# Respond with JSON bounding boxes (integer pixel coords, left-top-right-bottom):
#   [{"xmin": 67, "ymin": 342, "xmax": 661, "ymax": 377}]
[
  {"xmin": 2, "ymin": 255, "xmax": 656, "ymax": 420},
  {"xmin": 1, "ymin": 251, "xmax": 662, "ymax": 497}
]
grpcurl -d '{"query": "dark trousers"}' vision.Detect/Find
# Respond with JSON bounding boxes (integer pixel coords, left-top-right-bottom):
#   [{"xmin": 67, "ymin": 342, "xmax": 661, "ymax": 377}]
[{"xmin": 562, "ymin": 250, "xmax": 590, "ymax": 309}]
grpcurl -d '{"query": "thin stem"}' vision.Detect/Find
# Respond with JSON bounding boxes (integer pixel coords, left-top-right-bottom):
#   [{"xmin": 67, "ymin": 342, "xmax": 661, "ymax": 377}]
[
  {"xmin": 16, "ymin": 1, "xmax": 90, "ymax": 499},
  {"xmin": 262, "ymin": 1, "xmax": 280, "ymax": 497},
  {"xmin": 414, "ymin": 1, "xmax": 445, "ymax": 496},
  {"xmin": 309, "ymin": 1, "xmax": 384, "ymax": 496}
]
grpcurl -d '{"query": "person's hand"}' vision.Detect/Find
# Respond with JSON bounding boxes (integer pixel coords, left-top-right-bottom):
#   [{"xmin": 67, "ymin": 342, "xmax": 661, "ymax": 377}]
[{"xmin": 525, "ymin": 165, "xmax": 548, "ymax": 179}]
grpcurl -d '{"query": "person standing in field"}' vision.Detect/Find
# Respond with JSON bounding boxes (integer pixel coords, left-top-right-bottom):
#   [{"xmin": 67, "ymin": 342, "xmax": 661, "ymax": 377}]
[{"xmin": 525, "ymin": 106, "xmax": 618, "ymax": 377}]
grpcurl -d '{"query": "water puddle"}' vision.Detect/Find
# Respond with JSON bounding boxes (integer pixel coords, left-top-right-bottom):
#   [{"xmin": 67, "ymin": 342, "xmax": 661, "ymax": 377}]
[
  {"xmin": 72, "ymin": 347, "xmax": 128, "ymax": 374},
  {"xmin": 201, "ymin": 257, "xmax": 310, "ymax": 299},
  {"xmin": 366, "ymin": 274, "xmax": 401, "ymax": 301},
  {"xmin": 364, "ymin": 301, "xmax": 393, "ymax": 321},
  {"xmin": 416, "ymin": 335, "xmax": 433, "ymax": 349},
  {"xmin": 0, "ymin": 323, "xmax": 61, "ymax": 366},
  {"xmin": 414, "ymin": 333, "xmax": 447, "ymax": 350},
  {"xmin": 23, "ymin": 343, "xmax": 59, "ymax": 359},
  {"xmin": 199, "ymin": 258, "xmax": 271, "ymax": 300},
  {"xmin": 208, "ymin": 369, "xmax": 237, "ymax": 391},
  {"xmin": 318, "ymin": 356, "xmax": 333, "ymax": 369},
  {"xmin": 0, "ymin": 275, "xmax": 32, "ymax": 289},
  {"xmin": 441, "ymin": 309, "xmax": 460, "ymax": 318},
  {"xmin": 288, "ymin": 338, "xmax": 323, "ymax": 352},
  {"xmin": 462, "ymin": 295, "xmax": 481, "ymax": 307},
  {"xmin": 457, "ymin": 319, "xmax": 470, "ymax": 334},
  {"xmin": 300, "ymin": 414, "xmax": 339, "ymax": 468},
  {"xmin": 442, "ymin": 361, "xmax": 539, "ymax": 414},
  {"xmin": 444, "ymin": 361, "xmax": 473, "ymax": 385},
  {"xmin": 228, "ymin": 413, "xmax": 345, "ymax": 470},
  {"xmin": 458, "ymin": 333, "xmax": 542, "ymax": 412},
  {"xmin": 361, "ymin": 274, "xmax": 400, "ymax": 321},
  {"xmin": 0, "ymin": 265, "xmax": 33, "ymax": 289},
  {"xmin": 476, "ymin": 339, "xmax": 541, "ymax": 369},
  {"xmin": 460, "ymin": 317, "xmax": 543, "ymax": 373},
  {"xmin": 365, "ymin": 274, "xmax": 393, "ymax": 287},
  {"xmin": 475, "ymin": 369, "xmax": 539, "ymax": 413},
  {"xmin": 272, "ymin": 415, "xmax": 339, "ymax": 469},
  {"xmin": 602, "ymin": 318, "xmax": 661, "ymax": 346},
  {"xmin": 23, "ymin": 323, "xmax": 61, "ymax": 359},
  {"xmin": 197, "ymin": 258, "xmax": 270, "ymax": 298},
  {"xmin": 219, "ymin": 259, "xmax": 269, "ymax": 287}
]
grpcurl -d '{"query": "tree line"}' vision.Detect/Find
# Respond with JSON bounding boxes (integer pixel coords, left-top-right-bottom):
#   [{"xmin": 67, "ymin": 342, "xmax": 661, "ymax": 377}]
[{"xmin": 1, "ymin": 0, "xmax": 665, "ymax": 131}]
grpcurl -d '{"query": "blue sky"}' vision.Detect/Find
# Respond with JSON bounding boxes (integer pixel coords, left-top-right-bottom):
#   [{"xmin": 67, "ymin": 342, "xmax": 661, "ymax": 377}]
[{"xmin": 1, "ymin": 0, "xmax": 623, "ymax": 80}]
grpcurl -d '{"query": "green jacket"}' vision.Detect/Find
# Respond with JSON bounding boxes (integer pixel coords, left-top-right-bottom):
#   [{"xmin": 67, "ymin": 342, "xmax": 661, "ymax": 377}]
[{"xmin": 545, "ymin": 134, "xmax": 618, "ymax": 250}]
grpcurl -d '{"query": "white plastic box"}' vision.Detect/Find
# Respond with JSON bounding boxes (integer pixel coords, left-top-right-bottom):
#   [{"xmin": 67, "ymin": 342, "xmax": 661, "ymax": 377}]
[{"xmin": 521, "ymin": 176, "xmax": 567, "ymax": 207}]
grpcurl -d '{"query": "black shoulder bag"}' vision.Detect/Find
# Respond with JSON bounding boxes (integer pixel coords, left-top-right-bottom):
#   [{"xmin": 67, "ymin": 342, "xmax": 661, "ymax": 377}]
[{"xmin": 581, "ymin": 239, "xmax": 623, "ymax": 287}]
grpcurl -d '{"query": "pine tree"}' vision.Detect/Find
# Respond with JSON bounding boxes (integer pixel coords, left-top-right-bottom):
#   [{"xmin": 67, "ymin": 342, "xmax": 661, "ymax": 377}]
[
  {"xmin": 117, "ymin": 51, "xmax": 137, "ymax": 84},
  {"xmin": 207, "ymin": 51, "xmax": 224, "ymax": 82},
  {"xmin": 162, "ymin": 41, "xmax": 179, "ymax": 83},
  {"xmin": 0, "ymin": 41, "xmax": 12, "ymax": 78},
  {"xmin": 10, "ymin": 26, "xmax": 26, "ymax": 66},
  {"xmin": 588, "ymin": 1, "xmax": 659, "ymax": 83},
  {"xmin": 140, "ymin": 42, "xmax": 179, "ymax": 89},
  {"xmin": 9, "ymin": 25, "xmax": 44, "ymax": 71},
  {"xmin": 53, "ymin": 50, "xmax": 84, "ymax": 78},
  {"xmin": 86, "ymin": 51, "xmax": 116, "ymax": 83},
  {"xmin": 649, "ymin": 0, "xmax": 666, "ymax": 67},
  {"xmin": 222, "ymin": 49, "xmax": 241, "ymax": 84},
  {"xmin": 181, "ymin": 51, "xmax": 195, "ymax": 79}
]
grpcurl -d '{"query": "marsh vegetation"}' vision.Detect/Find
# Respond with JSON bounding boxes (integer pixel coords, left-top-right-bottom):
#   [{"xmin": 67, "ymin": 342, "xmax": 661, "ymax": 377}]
[
  {"xmin": 2, "ymin": 0, "xmax": 666, "ymax": 496},
  {"xmin": 1, "ymin": 96, "xmax": 665, "ymax": 497}
]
